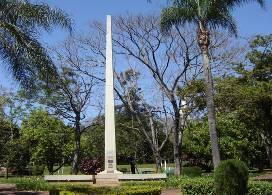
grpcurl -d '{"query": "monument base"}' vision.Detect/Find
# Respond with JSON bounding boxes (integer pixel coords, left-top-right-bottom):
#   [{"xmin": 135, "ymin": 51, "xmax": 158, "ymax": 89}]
[{"xmin": 95, "ymin": 170, "xmax": 123, "ymax": 185}]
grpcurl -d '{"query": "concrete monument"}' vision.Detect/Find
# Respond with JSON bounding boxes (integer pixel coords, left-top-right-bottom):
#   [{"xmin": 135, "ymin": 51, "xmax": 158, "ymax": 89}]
[{"xmin": 96, "ymin": 15, "xmax": 122, "ymax": 184}]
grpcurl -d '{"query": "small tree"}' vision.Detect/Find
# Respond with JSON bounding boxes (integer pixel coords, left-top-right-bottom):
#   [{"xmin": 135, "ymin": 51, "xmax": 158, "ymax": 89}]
[
  {"xmin": 21, "ymin": 109, "xmax": 73, "ymax": 174},
  {"xmin": 31, "ymin": 36, "xmax": 100, "ymax": 174}
]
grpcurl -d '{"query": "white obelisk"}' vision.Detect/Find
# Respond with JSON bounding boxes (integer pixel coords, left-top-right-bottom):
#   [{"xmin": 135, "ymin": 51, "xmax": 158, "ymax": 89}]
[{"xmin": 101, "ymin": 15, "xmax": 119, "ymax": 174}]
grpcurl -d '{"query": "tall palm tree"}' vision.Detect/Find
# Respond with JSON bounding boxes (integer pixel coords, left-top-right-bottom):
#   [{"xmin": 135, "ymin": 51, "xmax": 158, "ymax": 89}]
[
  {"xmin": 161, "ymin": 0, "xmax": 265, "ymax": 168},
  {"xmin": 0, "ymin": 0, "xmax": 71, "ymax": 89}
]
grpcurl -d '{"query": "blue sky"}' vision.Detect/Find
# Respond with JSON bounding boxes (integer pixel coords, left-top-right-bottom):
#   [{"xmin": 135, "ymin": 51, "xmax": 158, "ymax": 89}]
[{"xmin": 0, "ymin": 0, "xmax": 272, "ymax": 89}]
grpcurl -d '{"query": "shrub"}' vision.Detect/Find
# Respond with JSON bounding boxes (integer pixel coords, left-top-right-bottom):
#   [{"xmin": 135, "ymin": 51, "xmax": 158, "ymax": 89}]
[
  {"xmin": 79, "ymin": 159, "xmax": 102, "ymax": 175},
  {"xmin": 13, "ymin": 177, "xmax": 53, "ymax": 191},
  {"xmin": 122, "ymin": 181, "xmax": 165, "ymax": 187},
  {"xmin": 180, "ymin": 177, "xmax": 214, "ymax": 195},
  {"xmin": 166, "ymin": 176, "xmax": 183, "ymax": 188},
  {"xmin": 248, "ymin": 181, "xmax": 272, "ymax": 195},
  {"xmin": 214, "ymin": 159, "xmax": 248, "ymax": 195},
  {"xmin": 181, "ymin": 166, "xmax": 202, "ymax": 177}
]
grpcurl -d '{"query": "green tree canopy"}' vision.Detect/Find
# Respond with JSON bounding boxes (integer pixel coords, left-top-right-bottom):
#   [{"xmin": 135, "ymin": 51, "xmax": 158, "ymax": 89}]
[
  {"xmin": 21, "ymin": 109, "xmax": 73, "ymax": 174},
  {"xmin": 182, "ymin": 35, "xmax": 272, "ymax": 169}
]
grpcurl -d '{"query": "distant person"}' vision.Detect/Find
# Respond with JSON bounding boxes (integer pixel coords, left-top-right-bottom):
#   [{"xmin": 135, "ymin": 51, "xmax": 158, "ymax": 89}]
[{"xmin": 129, "ymin": 157, "xmax": 136, "ymax": 174}]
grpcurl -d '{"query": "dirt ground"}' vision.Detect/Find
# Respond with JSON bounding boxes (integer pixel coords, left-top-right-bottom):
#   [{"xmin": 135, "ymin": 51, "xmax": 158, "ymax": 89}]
[
  {"xmin": 161, "ymin": 188, "xmax": 181, "ymax": 195},
  {"xmin": 253, "ymin": 172, "xmax": 272, "ymax": 181},
  {"xmin": 0, "ymin": 184, "xmax": 49, "ymax": 195}
]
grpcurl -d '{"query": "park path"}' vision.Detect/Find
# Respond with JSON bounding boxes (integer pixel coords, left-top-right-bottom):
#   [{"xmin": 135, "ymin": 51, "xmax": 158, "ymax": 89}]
[
  {"xmin": 0, "ymin": 184, "xmax": 49, "ymax": 195},
  {"xmin": 161, "ymin": 188, "xmax": 181, "ymax": 195}
]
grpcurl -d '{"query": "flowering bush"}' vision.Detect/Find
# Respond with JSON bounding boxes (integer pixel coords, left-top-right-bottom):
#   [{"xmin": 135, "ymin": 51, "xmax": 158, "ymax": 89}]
[{"xmin": 79, "ymin": 159, "xmax": 102, "ymax": 175}]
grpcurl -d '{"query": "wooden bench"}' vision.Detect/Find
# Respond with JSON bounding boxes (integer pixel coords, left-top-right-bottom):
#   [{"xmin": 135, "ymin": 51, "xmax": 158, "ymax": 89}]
[{"xmin": 138, "ymin": 168, "xmax": 156, "ymax": 174}]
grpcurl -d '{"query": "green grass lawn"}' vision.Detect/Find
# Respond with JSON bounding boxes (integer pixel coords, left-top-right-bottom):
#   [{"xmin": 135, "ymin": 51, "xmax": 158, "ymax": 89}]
[
  {"xmin": 117, "ymin": 163, "xmax": 175, "ymax": 169},
  {"xmin": 43, "ymin": 166, "xmax": 73, "ymax": 175}
]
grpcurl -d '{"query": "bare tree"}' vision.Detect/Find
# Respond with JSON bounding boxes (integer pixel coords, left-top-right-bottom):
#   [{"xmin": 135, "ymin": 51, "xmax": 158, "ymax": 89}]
[
  {"xmin": 114, "ymin": 69, "xmax": 171, "ymax": 171},
  {"xmin": 38, "ymin": 37, "xmax": 99, "ymax": 174}
]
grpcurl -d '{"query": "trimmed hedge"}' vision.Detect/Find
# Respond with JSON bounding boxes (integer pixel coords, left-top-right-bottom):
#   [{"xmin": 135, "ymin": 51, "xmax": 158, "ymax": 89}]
[
  {"xmin": 121, "ymin": 181, "xmax": 165, "ymax": 187},
  {"xmin": 116, "ymin": 186, "xmax": 161, "ymax": 195},
  {"xmin": 0, "ymin": 177, "xmax": 161, "ymax": 195},
  {"xmin": 51, "ymin": 186, "xmax": 161, "ymax": 195},
  {"xmin": 180, "ymin": 177, "xmax": 214, "ymax": 195},
  {"xmin": 179, "ymin": 178, "xmax": 272, "ymax": 195}
]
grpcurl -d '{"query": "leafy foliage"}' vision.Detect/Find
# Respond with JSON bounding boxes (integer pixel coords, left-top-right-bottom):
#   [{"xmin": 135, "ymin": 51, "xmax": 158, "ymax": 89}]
[
  {"xmin": 180, "ymin": 177, "xmax": 214, "ymax": 195},
  {"xmin": 183, "ymin": 113, "xmax": 256, "ymax": 170},
  {"xmin": 248, "ymin": 181, "xmax": 272, "ymax": 195},
  {"xmin": 21, "ymin": 109, "xmax": 73, "ymax": 174},
  {"xmin": 182, "ymin": 34, "xmax": 272, "ymax": 170},
  {"xmin": 81, "ymin": 110, "xmax": 157, "ymax": 164},
  {"xmin": 214, "ymin": 159, "xmax": 248, "ymax": 195},
  {"xmin": 215, "ymin": 34, "xmax": 272, "ymax": 168},
  {"xmin": 181, "ymin": 166, "xmax": 202, "ymax": 177}
]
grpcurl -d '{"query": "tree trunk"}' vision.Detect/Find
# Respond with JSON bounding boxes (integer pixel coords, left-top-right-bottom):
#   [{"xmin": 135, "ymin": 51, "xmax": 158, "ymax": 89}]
[
  {"xmin": 71, "ymin": 114, "xmax": 81, "ymax": 174},
  {"xmin": 198, "ymin": 26, "xmax": 221, "ymax": 169},
  {"xmin": 265, "ymin": 144, "xmax": 272, "ymax": 168},
  {"xmin": 149, "ymin": 116, "xmax": 162, "ymax": 172},
  {"xmin": 47, "ymin": 163, "xmax": 54, "ymax": 175},
  {"xmin": 173, "ymin": 111, "xmax": 182, "ymax": 176},
  {"xmin": 153, "ymin": 149, "xmax": 162, "ymax": 173},
  {"xmin": 202, "ymin": 51, "xmax": 221, "ymax": 168},
  {"xmin": 5, "ymin": 165, "xmax": 8, "ymax": 179}
]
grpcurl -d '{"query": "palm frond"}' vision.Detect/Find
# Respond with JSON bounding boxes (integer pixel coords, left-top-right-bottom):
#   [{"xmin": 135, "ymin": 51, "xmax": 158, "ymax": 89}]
[
  {"xmin": 0, "ymin": 21, "xmax": 56, "ymax": 89},
  {"xmin": 13, "ymin": 0, "xmax": 72, "ymax": 32},
  {"xmin": 0, "ymin": 0, "xmax": 70, "ymax": 90},
  {"xmin": 171, "ymin": 0, "xmax": 193, "ymax": 7},
  {"xmin": 160, "ymin": 6, "xmax": 197, "ymax": 34},
  {"xmin": 163, "ymin": 0, "xmax": 265, "ymax": 36},
  {"xmin": 0, "ymin": 0, "xmax": 72, "ymax": 32},
  {"xmin": 222, "ymin": 0, "xmax": 266, "ymax": 9},
  {"xmin": 208, "ymin": 10, "xmax": 238, "ymax": 36}
]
